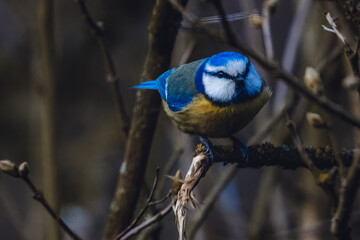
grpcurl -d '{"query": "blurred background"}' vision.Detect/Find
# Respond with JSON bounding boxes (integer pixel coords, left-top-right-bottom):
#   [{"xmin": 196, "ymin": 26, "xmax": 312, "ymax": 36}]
[{"xmin": 0, "ymin": 0, "xmax": 359, "ymax": 239}]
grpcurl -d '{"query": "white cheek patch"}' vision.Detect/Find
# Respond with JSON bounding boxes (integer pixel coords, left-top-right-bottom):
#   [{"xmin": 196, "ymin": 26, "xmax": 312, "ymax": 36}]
[{"xmin": 202, "ymin": 74, "xmax": 236, "ymax": 102}]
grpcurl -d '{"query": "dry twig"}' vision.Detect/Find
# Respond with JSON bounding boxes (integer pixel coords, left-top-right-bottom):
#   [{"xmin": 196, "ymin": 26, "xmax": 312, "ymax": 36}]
[
  {"xmin": 322, "ymin": 11, "xmax": 360, "ymax": 240},
  {"xmin": 331, "ymin": 149, "xmax": 360, "ymax": 240},
  {"xmin": 74, "ymin": 0, "xmax": 129, "ymax": 140},
  {"xmin": 173, "ymin": 145, "xmax": 212, "ymax": 240},
  {"xmin": 119, "ymin": 202, "xmax": 173, "ymax": 240},
  {"xmin": 113, "ymin": 168, "xmax": 173, "ymax": 240},
  {"xmin": 0, "ymin": 161, "xmax": 82, "ymax": 240},
  {"xmin": 114, "ymin": 168, "xmax": 161, "ymax": 239},
  {"xmin": 323, "ymin": 12, "xmax": 360, "ymax": 93}
]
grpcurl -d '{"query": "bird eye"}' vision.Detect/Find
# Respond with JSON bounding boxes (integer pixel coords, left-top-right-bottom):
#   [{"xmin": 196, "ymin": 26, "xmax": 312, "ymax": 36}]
[{"xmin": 217, "ymin": 71, "xmax": 225, "ymax": 78}]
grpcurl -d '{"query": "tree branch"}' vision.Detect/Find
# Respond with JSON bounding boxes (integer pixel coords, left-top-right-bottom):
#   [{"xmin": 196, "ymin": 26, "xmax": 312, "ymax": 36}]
[
  {"xmin": 212, "ymin": 142, "xmax": 353, "ymax": 170},
  {"xmin": 331, "ymin": 150, "xmax": 360, "ymax": 240},
  {"xmin": 0, "ymin": 161, "xmax": 82, "ymax": 240},
  {"xmin": 114, "ymin": 168, "xmax": 160, "ymax": 239},
  {"xmin": 101, "ymin": 0, "xmax": 188, "ymax": 239},
  {"xmin": 174, "ymin": 140, "xmax": 354, "ymax": 239},
  {"xmin": 74, "ymin": 0, "xmax": 129, "ymax": 140},
  {"xmin": 119, "ymin": 202, "xmax": 173, "ymax": 240},
  {"xmin": 34, "ymin": 0, "xmax": 59, "ymax": 238}
]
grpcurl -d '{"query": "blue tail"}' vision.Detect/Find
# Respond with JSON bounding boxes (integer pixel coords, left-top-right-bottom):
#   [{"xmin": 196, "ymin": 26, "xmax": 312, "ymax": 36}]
[{"xmin": 133, "ymin": 80, "xmax": 158, "ymax": 90}]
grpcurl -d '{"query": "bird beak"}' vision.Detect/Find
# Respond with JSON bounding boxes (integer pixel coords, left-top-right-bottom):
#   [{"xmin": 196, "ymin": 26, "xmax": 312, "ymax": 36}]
[{"xmin": 235, "ymin": 78, "xmax": 245, "ymax": 87}]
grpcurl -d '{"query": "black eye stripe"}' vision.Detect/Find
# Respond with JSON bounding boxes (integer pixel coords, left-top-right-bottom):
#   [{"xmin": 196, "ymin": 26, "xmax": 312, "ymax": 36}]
[
  {"xmin": 204, "ymin": 71, "xmax": 233, "ymax": 80},
  {"xmin": 204, "ymin": 60, "xmax": 251, "ymax": 81}
]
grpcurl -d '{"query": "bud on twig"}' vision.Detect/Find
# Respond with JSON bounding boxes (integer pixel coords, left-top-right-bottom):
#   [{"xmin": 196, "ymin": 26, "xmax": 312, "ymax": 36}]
[
  {"xmin": 97, "ymin": 21, "xmax": 104, "ymax": 30},
  {"xmin": 0, "ymin": 160, "xmax": 18, "ymax": 177},
  {"xmin": 304, "ymin": 67, "xmax": 322, "ymax": 94},
  {"xmin": 18, "ymin": 162, "xmax": 29, "ymax": 177},
  {"xmin": 342, "ymin": 76, "xmax": 360, "ymax": 90},
  {"xmin": 249, "ymin": 14, "xmax": 263, "ymax": 29},
  {"xmin": 306, "ymin": 112, "xmax": 326, "ymax": 128}
]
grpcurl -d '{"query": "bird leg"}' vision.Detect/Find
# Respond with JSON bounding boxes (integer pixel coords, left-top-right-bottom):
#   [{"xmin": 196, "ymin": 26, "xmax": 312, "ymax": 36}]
[
  {"xmin": 198, "ymin": 136, "xmax": 215, "ymax": 163},
  {"xmin": 230, "ymin": 136, "xmax": 249, "ymax": 167}
]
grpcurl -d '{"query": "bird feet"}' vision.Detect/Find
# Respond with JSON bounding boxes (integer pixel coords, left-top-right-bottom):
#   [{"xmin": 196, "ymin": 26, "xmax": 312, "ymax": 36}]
[
  {"xmin": 230, "ymin": 136, "xmax": 249, "ymax": 167},
  {"xmin": 198, "ymin": 136, "xmax": 215, "ymax": 163},
  {"xmin": 199, "ymin": 136, "xmax": 249, "ymax": 167}
]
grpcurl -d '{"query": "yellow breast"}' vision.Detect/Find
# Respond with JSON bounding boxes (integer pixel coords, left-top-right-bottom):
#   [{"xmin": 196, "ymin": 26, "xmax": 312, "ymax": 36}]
[{"xmin": 163, "ymin": 87, "xmax": 272, "ymax": 137}]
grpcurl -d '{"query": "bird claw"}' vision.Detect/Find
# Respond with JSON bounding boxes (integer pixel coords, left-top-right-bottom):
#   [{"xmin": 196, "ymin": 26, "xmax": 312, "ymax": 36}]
[
  {"xmin": 199, "ymin": 136, "xmax": 215, "ymax": 162},
  {"xmin": 230, "ymin": 136, "xmax": 249, "ymax": 167}
]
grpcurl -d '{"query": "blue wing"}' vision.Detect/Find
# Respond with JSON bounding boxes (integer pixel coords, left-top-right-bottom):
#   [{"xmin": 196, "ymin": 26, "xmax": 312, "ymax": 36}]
[
  {"xmin": 134, "ymin": 58, "xmax": 207, "ymax": 112},
  {"xmin": 165, "ymin": 59, "xmax": 207, "ymax": 111}
]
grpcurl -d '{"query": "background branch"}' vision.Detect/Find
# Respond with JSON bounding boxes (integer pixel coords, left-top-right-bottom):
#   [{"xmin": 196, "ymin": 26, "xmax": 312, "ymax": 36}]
[
  {"xmin": 119, "ymin": 202, "xmax": 173, "ymax": 240},
  {"xmin": 0, "ymin": 161, "xmax": 82, "ymax": 240},
  {"xmin": 114, "ymin": 168, "xmax": 160, "ymax": 239},
  {"xmin": 101, "ymin": 0, "xmax": 188, "ymax": 239},
  {"xmin": 172, "ymin": 2, "xmax": 360, "ymax": 129},
  {"xmin": 74, "ymin": 0, "xmax": 129, "ymax": 141},
  {"xmin": 34, "ymin": 0, "xmax": 59, "ymax": 238}
]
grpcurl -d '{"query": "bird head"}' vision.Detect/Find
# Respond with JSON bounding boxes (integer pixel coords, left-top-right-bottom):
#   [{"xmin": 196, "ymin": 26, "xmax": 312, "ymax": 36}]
[{"xmin": 195, "ymin": 52, "xmax": 263, "ymax": 104}]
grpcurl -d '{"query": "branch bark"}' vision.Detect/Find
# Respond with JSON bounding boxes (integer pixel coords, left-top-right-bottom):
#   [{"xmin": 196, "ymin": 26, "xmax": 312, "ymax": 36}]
[
  {"xmin": 101, "ymin": 0, "xmax": 188, "ymax": 239},
  {"xmin": 174, "ymin": 141, "xmax": 355, "ymax": 239},
  {"xmin": 213, "ymin": 142, "xmax": 353, "ymax": 170},
  {"xmin": 34, "ymin": 0, "xmax": 59, "ymax": 238}
]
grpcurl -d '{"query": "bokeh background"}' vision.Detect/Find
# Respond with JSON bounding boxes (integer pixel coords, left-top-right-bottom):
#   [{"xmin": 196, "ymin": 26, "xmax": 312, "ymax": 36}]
[{"xmin": 1, "ymin": 0, "xmax": 359, "ymax": 239}]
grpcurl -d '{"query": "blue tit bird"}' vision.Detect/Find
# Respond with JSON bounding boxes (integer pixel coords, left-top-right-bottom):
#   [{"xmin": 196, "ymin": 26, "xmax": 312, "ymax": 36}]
[{"xmin": 134, "ymin": 52, "xmax": 272, "ymax": 139}]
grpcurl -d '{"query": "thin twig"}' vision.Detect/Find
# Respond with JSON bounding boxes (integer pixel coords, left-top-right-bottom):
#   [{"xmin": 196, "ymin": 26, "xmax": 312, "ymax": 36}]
[
  {"xmin": 74, "ymin": 0, "xmax": 129, "ymax": 140},
  {"xmin": 287, "ymin": 121, "xmax": 320, "ymax": 174},
  {"xmin": 199, "ymin": 9, "xmax": 259, "ymax": 24},
  {"xmin": 114, "ymin": 168, "xmax": 160, "ymax": 239},
  {"xmin": 174, "ymin": 146, "xmax": 212, "ymax": 240},
  {"xmin": 288, "ymin": 119, "xmax": 339, "ymax": 205},
  {"xmin": 119, "ymin": 202, "xmax": 173, "ymax": 240},
  {"xmin": 0, "ymin": 161, "xmax": 82, "ymax": 240},
  {"xmin": 323, "ymin": 12, "xmax": 360, "ymax": 83},
  {"xmin": 323, "ymin": 12, "xmax": 360, "ymax": 240},
  {"xmin": 211, "ymin": 0, "xmax": 238, "ymax": 46},
  {"xmin": 323, "ymin": 13, "xmax": 346, "ymax": 44},
  {"xmin": 261, "ymin": 0, "xmax": 276, "ymax": 60},
  {"xmin": 149, "ymin": 191, "xmax": 172, "ymax": 206},
  {"xmin": 331, "ymin": 149, "xmax": 360, "ymax": 240}
]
